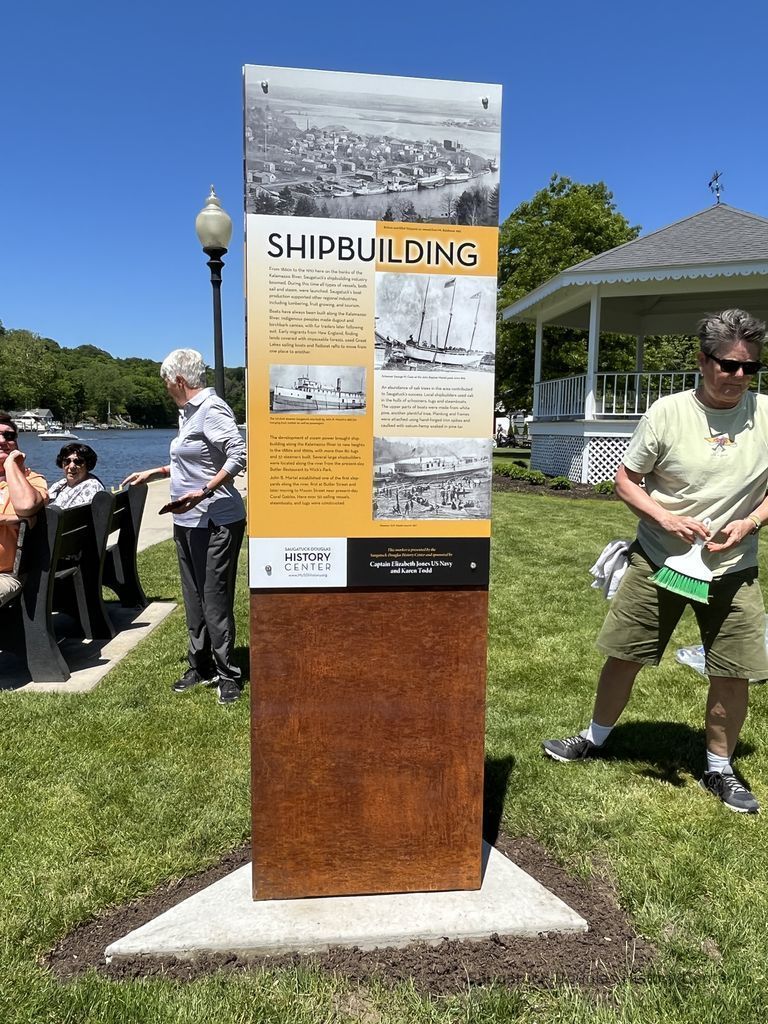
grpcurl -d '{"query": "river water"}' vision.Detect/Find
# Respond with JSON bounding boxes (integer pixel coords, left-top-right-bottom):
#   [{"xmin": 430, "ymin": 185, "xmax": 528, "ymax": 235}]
[{"xmin": 16, "ymin": 429, "xmax": 182, "ymax": 491}]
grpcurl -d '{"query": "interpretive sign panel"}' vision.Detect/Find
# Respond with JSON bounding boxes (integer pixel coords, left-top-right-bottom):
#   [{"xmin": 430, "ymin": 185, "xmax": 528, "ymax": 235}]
[{"xmin": 244, "ymin": 65, "xmax": 501, "ymax": 588}]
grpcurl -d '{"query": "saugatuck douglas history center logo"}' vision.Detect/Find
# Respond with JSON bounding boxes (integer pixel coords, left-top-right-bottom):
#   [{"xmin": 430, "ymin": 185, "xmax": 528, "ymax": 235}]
[
  {"xmin": 283, "ymin": 544, "xmax": 334, "ymax": 574},
  {"xmin": 249, "ymin": 538, "xmax": 348, "ymax": 588}
]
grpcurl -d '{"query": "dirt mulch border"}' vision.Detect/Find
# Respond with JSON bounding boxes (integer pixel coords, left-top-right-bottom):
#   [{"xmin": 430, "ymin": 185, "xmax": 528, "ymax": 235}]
[
  {"xmin": 493, "ymin": 476, "xmax": 617, "ymax": 500},
  {"xmin": 45, "ymin": 835, "xmax": 653, "ymax": 993}
]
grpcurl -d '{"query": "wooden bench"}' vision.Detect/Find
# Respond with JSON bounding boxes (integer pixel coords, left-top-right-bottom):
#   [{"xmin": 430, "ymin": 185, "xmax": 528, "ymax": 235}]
[
  {"xmin": 95, "ymin": 484, "xmax": 148, "ymax": 609},
  {"xmin": 0, "ymin": 484, "xmax": 148, "ymax": 683}
]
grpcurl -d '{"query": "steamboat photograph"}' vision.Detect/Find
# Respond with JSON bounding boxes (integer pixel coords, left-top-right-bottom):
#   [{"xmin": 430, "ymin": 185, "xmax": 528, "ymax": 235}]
[
  {"xmin": 373, "ymin": 437, "xmax": 492, "ymax": 521},
  {"xmin": 375, "ymin": 272, "xmax": 496, "ymax": 372},
  {"xmin": 245, "ymin": 66, "xmax": 501, "ymax": 226},
  {"xmin": 269, "ymin": 364, "xmax": 367, "ymax": 414}
]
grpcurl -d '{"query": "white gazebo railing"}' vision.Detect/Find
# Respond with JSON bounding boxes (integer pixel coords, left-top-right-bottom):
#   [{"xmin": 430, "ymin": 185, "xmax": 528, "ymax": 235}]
[
  {"xmin": 536, "ymin": 374, "xmax": 587, "ymax": 419},
  {"xmin": 535, "ymin": 370, "xmax": 768, "ymax": 420},
  {"xmin": 596, "ymin": 371, "xmax": 700, "ymax": 417}
]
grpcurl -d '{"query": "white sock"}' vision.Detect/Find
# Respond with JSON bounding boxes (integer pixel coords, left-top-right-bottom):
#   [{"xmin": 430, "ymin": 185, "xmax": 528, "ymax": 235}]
[
  {"xmin": 584, "ymin": 720, "xmax": 613, "ymax": 747},
  {"xmin": 706, "ymin": 750, "xmax": 733, "ymax": 776}
]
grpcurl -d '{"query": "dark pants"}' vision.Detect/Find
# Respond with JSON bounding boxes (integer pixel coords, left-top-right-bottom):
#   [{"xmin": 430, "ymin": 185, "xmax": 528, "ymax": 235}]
[{"xmin": 173, "ymin": 519, "xmax": 245, "ymax": 683}]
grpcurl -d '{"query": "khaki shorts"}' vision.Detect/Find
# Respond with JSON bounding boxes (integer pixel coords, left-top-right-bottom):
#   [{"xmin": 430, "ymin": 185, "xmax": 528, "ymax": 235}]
[{"xmin": 597, "ymin": 543, "xmax": 768, "ymax": 679}]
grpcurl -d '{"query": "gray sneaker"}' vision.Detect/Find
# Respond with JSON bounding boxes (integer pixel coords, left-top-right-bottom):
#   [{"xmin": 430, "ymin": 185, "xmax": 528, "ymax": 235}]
[
  {"xmin": 542, "ymin": 733, "xmax": 598, "ymax": 763},
  {"xmin": 217, "ymin": 679, "xmax": 242, "ymax": 706},
  {"xmin": 699, "ymin": 771, "xmax": 759, "ymax": 814}
]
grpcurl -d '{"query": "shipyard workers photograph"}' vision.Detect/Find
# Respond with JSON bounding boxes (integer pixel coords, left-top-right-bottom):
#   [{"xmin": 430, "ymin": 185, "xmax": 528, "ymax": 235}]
[
  {"xmin": 122, "ymin": 349, "xmax": 246, "ymax": 706},
  {"xmin": 375, "ymin": 272, "xmax": 496, "ymax": 373},
  {"xmin": 244, "ymin": 65, "xmax": 501, "ymax": 226},
  {"xmin": 543, "ymin": 309, "xmax": 768, "ymax": 815},
  {"xmin": 373, "ymin": 437, "xmax": 492, "ymax": 521}
]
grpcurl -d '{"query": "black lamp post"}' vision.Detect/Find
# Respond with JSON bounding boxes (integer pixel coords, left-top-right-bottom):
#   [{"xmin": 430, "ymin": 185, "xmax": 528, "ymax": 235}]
[{"xmin": 195, "ymin": 186, "xmax": 233, "ymax": 398}]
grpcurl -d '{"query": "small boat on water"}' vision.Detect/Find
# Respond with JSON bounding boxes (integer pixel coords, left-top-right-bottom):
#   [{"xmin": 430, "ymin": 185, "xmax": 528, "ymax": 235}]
[
  {"xmin": 418, "ymin": 174, "xmax": 446, "ymax": 189},
  {"xmin": 40, "ymin": 430, "xmax": 80, "ymax": 441},
  {"xmin": 352, "ymin": 184, "xmax": 388, "ymax": 196},
  {"xmin": 445, "ymin": 171, "xmax": 471, "ymax": 184},
  {"xmin": 387, "ymin": 181, "xmax": 418, "ymax": 193}
]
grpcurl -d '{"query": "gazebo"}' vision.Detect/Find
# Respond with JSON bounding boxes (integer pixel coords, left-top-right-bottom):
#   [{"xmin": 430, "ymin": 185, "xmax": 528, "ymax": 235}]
[{"xmin": 502, "ymin": 204, "xmax": 768, "ymax": 483}]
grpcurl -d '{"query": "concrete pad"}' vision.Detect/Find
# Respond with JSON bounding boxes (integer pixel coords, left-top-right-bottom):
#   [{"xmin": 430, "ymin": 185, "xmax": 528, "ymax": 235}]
[
  {"xmin": 105, "ymin": 844, "xmax": 587, "ymax": 961},
  {"xmin": 1, "ymin": 601, "xmax": 176, "ymax": 694}
]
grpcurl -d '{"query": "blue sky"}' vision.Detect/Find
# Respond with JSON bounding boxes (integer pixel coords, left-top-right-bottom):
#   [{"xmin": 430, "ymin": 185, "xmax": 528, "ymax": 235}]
[{"xmin": 3, "ymin": 0, "xmax": 767, "ymax": 367}]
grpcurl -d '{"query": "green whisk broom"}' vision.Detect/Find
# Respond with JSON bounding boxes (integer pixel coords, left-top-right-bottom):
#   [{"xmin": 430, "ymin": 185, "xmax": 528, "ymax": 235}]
[{"xmin": 649, "ymin": 518, "xmax": 713, "ymax": 604}]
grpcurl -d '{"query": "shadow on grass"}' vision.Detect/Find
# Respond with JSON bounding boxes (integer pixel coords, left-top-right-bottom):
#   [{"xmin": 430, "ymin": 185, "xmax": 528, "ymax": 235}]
[
  {"xmin": 599, "ymin": 719, "xmax": 756, "ymax": 786},
  {"xmin": 483, "ymin": 755, "xmax": 515, "ymax": 844}
]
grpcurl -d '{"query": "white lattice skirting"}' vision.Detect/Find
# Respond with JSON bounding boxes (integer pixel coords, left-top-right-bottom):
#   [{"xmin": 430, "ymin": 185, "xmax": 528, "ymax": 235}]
[{"xmin": 532, "ymin": 434, "xmax": 631, "ymax": 484}]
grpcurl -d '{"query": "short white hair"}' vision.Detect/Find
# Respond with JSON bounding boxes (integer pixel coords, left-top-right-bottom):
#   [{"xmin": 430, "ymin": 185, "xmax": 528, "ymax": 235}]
[{"xmin": 160, "ymin": 349, "xmax": 207, "ymax": 388}]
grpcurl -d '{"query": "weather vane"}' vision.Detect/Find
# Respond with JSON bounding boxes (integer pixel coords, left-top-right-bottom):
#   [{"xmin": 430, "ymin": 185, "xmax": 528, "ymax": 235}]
[{"xmin": 708, "ymin": 170, "xmax": 724, "ymax": 204}]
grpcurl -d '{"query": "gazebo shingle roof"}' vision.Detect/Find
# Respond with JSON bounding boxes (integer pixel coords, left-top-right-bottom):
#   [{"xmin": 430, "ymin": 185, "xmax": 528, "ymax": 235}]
[{"xmin": 568, "ymin": 204, "xmax": 768, "ymax": 273}]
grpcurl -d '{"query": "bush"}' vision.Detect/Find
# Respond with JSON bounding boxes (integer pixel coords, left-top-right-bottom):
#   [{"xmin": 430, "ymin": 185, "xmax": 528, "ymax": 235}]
[
  {"xmin": 548, "ymin": 475, "xmax": 573, "ymax": 490},
  {"xmin": 594, "ymin": 479, "xmax": 615, "ymax": 495},
  {"xmin": 525, "ymin": 469, "xmax": 547, "ymax": 485},
  {"xmin": 495, "ymin": 462, "xmax": 530, "ymax": 480}
]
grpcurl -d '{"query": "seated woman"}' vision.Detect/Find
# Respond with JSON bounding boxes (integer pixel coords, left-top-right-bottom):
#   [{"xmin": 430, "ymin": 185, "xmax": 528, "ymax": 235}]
[{"xmin": 48, "ymin": 443, "xmax": 105, "ymax": 508}]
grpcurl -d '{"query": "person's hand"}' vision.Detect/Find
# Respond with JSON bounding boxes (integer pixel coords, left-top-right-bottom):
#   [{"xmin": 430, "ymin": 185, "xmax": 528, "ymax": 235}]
[
  {"xmin": 658, "ymin": 514, "xmax": 711, "ymax": 544},
  {"xmin": 166, "ymin": 489, "xmax": 206, "ymax": 514},
  {"xmin": 3, "ymin": 449, "xmax": 26, "ymax": 470},
  {"xmin": 707, "ymin": 519, "xmax": 755, "ymax": 552},
  {"xmin": 122, "ymin": 470, "xmax": 152, "ymax": 487}
]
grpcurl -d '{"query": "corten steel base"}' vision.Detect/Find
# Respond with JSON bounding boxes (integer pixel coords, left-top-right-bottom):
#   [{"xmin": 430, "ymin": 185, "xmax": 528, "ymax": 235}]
[{"xmin": 250, "ymin": 588, "xmax": 488, "ymax": 901}]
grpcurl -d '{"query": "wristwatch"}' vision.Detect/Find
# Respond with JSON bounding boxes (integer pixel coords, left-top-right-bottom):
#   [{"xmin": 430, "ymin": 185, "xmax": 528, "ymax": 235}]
[
  {"xmin": 748, "ymin": 514, "xmax": 762, "ymax": 535},
  {"xmin": 201, "ymin": 485, "xmax": 211, "ymax": 498}
]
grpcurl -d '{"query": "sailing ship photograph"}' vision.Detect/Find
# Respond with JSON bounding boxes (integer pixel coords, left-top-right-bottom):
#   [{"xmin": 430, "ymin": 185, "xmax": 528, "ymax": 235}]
[
  {"xmin": 269, "ymin": 364, "xmax": 367, "ymax": 414},
  {"xmin": 244, "ymin": 66, "xmax": 501, "ymax": 226},
  {"xmin": 375, "ymin": 272, "xmax": 496, "ymax": 372},
  {"xmin": 372, "ymin": 437, "xmax": 492, "ymax": 521}
]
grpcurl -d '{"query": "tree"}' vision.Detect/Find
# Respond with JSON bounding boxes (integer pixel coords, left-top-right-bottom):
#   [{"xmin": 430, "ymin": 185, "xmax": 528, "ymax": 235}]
[
  {"xmin": 293, "ymin": 195, "xmax": 318, "ymax": 217},
  {"xmin": 496, "ymin": 175, "xmax": 641, "ymax": 409},
  {"xmin": 278, "ymin": 186, "xmax": 296, "ymax": 215},
  {"xmin": 0, "ymin": 330, "xmax": 59, "ymax": 410},
  {"xmin": 455, "ymin": 186, "xmax": 491, "ymax": 226}
]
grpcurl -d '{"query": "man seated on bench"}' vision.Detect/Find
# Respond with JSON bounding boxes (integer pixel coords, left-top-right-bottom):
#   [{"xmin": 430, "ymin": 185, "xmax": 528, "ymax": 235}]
[{"xmin": 0, "ymin": 413, "xmax": 48, "ymax": 603}]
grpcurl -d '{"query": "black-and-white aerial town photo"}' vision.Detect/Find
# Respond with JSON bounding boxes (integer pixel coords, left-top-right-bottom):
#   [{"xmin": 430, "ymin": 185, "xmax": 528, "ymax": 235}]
[{"xmin": 245, "ymin": 66, "xmax": 501, "ymax": 226}]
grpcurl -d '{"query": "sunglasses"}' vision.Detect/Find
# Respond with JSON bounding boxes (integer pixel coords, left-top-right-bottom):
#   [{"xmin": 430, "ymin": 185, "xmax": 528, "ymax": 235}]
[
  {"xmin": 0, "ymin": 431, "xmax": 18, "ymax": 442},
  {"xmin": 62, "ymin": 457, "xmax": 85, "ymax": 466},
  {"xmin": 707, "ymin": 354, "xmax": 764, "ymax": 375}
]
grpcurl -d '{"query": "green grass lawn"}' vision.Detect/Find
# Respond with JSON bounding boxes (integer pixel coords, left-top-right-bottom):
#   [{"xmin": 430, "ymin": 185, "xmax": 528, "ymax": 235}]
[{"xmin": 2, "ymin": 492, "xmax": 768, "ymax": 1022}]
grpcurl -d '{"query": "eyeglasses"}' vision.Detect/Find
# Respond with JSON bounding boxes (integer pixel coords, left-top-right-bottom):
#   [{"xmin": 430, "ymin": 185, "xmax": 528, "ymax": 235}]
[
  {"xmin": 0, "ymin": 431, "xmax": 18, "ymax": 442},
  {"xmin": 62, "ymin": 457, "xmax": 85, "ymax": 466},
  {"xmin": 707, "ymin": 354, "xmax": 763, "ymax": 375}
]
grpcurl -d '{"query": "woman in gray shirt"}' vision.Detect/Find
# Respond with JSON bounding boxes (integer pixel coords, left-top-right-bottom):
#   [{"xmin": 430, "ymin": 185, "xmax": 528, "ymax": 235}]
[{"xmin": 123, "ymin": 348, "xmax": 246, "ymax": 705}]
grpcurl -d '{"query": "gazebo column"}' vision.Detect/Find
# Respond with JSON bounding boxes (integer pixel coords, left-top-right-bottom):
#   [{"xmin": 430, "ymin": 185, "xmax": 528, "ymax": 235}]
[
  {"xmin": 532, "ymin": 315, "xmax": 543, "ymax": 418},
  {"xmin": 584, "ymin": 287, "xmax": 601, "ymax": 419},
  {"xmin": 582, "ymin": 288, "xmax": 602, "ymax": 484}
]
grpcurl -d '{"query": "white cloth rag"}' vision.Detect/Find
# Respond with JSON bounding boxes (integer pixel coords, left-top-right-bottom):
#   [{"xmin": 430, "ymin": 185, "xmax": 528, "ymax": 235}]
[{"xmin": 589, "ymin": 539, "xmax": 631, "ymax": 599}]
